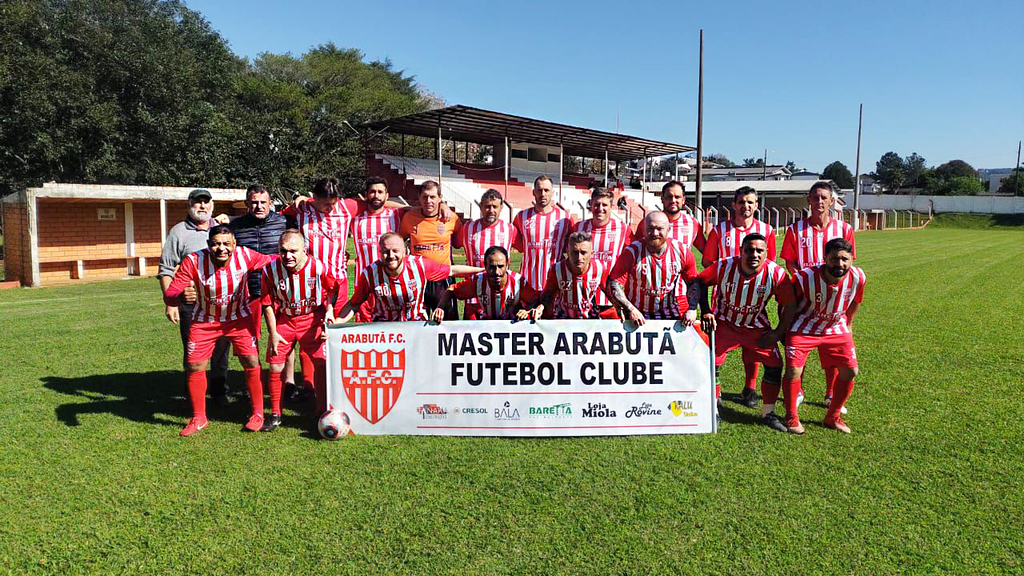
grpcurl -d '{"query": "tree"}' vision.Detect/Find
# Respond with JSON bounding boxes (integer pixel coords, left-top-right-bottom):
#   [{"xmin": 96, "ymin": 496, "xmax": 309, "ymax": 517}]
[
  {"xmin": 872, "ymin": 152, "xmax": 907, "ymax": 193},
  {"xmin": 784, "ymin": 160, "xmax": 798, "ymax": 173},
  {"xmin": 904, "ymin": 153, "xmax": 927, "ymax": 188},
  {"xmin": 935, "ymin": 159, "xmax": 977, "ymax": 180},
  {"xmin": 995, "ymin": 168, "xmax": 1024, "ymax": 196},
  {"xmin": 705, "ymin": 153, "xmax": 735, "ymax": 167},
  {"xmin": 742, "ymin": 157, "xmax": 765, "ymax": 168},
  {"xmin": 946, "ymin": 176, "xmax": 984, "ymax": 196},
  {"xmin": 822, "ymin": 161, "xmax": 855, "ymax": 189}
]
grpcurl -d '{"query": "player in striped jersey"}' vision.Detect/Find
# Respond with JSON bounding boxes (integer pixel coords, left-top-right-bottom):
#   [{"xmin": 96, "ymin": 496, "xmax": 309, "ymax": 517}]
[
  {"xmin": 696, "ymin": 233, "xmax": 794, "ymax": 432},
  {"xmin": 702, "ymin": 186, "xmax": 777, "ymax": 408},
  {"xmin": 338, "ymin": 233, "xmax": 480, "ymax": 323},
  {"xmin": 513, "ymin": 175, "xmax": 575, "ymax": 299},
  {"xmin": 633, "ymin": 181, "xmax": 706, "ymax": 253},
  {"xmin": 531, "ymin": 231, "xmax": 612, "ymax": 320},
  {"xmin": 259, "ymin": 230, "xmax": 341, "ymax": 431},
  {"xmin": 455, "ymin": 189, "xmax": 518, "ymax": 319},
  {"xmin": 163, "ymin": 225, "xmax": 275, "ymax": 436},
  {"xmin": 779, "ymin": 181, "xmax": 857, "ymax": 410},
  {"xmin": 572, "ymin": 188, "xmax": 631, "ymax": 318},
  {"xmin": 770, "ymin": 238, "xmax": 865, "ymax": 434},
  {"xmin": 433, "ymin": 246, "xmax": 531, "ymax": 322},
  {"xmin": 352, "ymin": 177, "xmax": 402, "ymax": 322},
  {"xmin": 607, "ymin": 211, "xmax": 699, "ymax": 326}
]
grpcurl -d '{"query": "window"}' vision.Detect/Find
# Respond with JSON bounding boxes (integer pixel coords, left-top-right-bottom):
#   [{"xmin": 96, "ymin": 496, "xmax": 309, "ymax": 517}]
[
  {"xmin": 547, "ymin": 153, "xmax": 561, "ymax": 163},
  {"xmin": 527, "ymin": 147, "xmax": 546, "ymax": 162},
  {"xmin": 511, "ymin": 148, "xmax": 527, "ymax": 159}
]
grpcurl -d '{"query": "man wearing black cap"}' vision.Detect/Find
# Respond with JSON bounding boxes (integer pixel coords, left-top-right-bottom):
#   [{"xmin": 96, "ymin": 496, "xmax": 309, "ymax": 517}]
[{"xmin": 158, "ymin": 188, "xmax": 232, "ymax": 405}]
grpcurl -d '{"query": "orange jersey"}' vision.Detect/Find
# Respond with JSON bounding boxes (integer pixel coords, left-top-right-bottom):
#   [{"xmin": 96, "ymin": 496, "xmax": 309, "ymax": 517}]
[{"xmin": 399, "ymin": 211, "xmax": 462, "ymax": 265}]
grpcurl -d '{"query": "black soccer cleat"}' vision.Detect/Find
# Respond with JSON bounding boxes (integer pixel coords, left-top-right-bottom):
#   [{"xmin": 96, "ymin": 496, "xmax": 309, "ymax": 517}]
[
  {"xmin": 259, "ymin": 413, "xmax": 282, "ymax": 432},
  {"xmin": 760, "ymin": 413, "xmax": 788, "ymax": 433},
  {"xmin": 741, "ymin": 388, "xmax": 760, "ymax": 409}
]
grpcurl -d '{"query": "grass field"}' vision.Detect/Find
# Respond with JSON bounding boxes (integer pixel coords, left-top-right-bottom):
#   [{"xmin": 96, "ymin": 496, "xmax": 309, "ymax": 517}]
[{"xmin": 1, "ymin": 223, "xmax": 1022, "ymax": 575}]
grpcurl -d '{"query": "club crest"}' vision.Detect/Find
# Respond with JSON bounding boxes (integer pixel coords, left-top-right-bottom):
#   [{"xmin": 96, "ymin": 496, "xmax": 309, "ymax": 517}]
[{"xmin": 341, "ymin": 348, "xmax": 405, "ymax": 424}]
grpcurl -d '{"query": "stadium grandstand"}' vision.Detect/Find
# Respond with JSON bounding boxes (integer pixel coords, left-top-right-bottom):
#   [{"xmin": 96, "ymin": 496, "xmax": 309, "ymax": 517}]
[{"xmin": 360, "ymin": 105, "xmax": 693, "ymax": 227}]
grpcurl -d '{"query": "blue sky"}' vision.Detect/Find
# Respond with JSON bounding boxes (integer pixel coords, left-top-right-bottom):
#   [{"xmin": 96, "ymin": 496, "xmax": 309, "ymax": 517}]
[{"xmin": 187, "ymin": 0, "xmax": 1022, "ymax": 171}]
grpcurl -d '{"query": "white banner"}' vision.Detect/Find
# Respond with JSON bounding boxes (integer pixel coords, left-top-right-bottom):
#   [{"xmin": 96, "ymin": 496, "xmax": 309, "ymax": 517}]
[{"xmin": 325, "ymin": 320, "xmax": 716, "ymax": 436}]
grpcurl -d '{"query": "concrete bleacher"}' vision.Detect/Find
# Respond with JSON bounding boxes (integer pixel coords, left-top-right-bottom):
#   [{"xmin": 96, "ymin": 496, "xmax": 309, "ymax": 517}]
[{"xmin": 376, "ymin": 154, "xmax": 485, "ymax": 220}]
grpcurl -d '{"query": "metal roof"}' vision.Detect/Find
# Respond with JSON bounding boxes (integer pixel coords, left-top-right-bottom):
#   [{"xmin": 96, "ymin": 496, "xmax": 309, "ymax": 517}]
[{"xmin": 360, "ymin": 105, "xmax": 694, "ymax": 162}]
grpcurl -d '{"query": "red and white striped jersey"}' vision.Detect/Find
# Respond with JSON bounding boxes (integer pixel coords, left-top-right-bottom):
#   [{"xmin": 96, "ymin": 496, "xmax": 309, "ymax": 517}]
[
  {"xmin": 698, "ymin": 257, "xmax": 793, "ymax": 330},
  {"xmin": 513, "ymin": 206, "xmax": 574, "ymax": 291},
  {"xmin": 780, "ymin": 217, "xmax": 856, "ymax": 270},
  {"xmin": 574, "ymin": 218, "xmax": 631, "ymax": 306},
  {"xmin": 635, "ymin": 212, "xmax": 704, "ymax": 251},
  {"xmin": 260, "ymin": 256, "xmax": 339, "ymax": 317},
  {"xmin": 789, "ymin": 265, "xmax": 866, "ymax": 335},
  {"xmin": 451, "ymin": 270, "xmax": 524, "ymax": 320},
  {"xmin": 350, "ymin": 255, "xmax": 449, "ymax": 322},
  {"xmin": 459, "ymin": 219, "xmax": 517, "ymax": 267},
  {"xmin": 610, "ymin": 239, "xmax": 697, "ymax": 319},
  {"xmin": 164, "ymin": 246, "xmax": 274, "ymax": 323},
  {"xmin": 704, "ymin": 218, "xmax": 776, "ymax": 262},
  {"xmin": 293, "ymin": 198, "xmax": 360, "ymax": 282},
  {"xmin": 351, "ymin": 207, "xmax": 400, "ymax": 273},
  {"xmin": 542, "ymin": 259, "xmax": 609, "ymax": 319}
]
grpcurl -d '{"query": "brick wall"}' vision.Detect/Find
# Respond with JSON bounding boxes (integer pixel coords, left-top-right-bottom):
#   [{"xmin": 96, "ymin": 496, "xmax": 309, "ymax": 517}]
[
  {"xmin": 133, "ymin": 202, "xmax": 163, "ymax": 259},
  {"xmin": 2, "ymin": 202, "xmax": 28, "ymax": 284},
  {"xmin": 37, "ymin": 199, "xmax": 127, "ymax": 263}
]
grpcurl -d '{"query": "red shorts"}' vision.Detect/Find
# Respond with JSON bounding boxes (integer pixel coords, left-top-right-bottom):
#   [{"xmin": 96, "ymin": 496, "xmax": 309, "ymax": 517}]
[
  {"xmin": 785, "ymin": 332, "xmax": 858, "ymax": 369},
  {"xmin": 267, "ymin": 311, "xmax": 326, "ymax": 364},
  {"xmin": 463, "ymin": 302, "xmax": 483, "ymax": 320},
  {"xmin": 714, "ymin": 322, "xmax": 783, "ymax": 368},
  {"xmin": 187, "ymin": 317, "xmax": 259, "ymax": 362}
]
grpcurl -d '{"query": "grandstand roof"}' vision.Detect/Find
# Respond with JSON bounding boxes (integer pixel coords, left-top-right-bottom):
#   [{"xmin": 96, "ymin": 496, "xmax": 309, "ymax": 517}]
[{"xmin": 360, "ymin": 105, "xmax": 694, "ymax": 162}]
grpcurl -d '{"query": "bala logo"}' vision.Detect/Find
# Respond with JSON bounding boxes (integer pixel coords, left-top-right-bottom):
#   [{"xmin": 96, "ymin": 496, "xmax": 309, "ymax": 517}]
[
  {"xmin": 582, "ymin": 403, "xmax": 616, "ymax": 418},
  {"xmin": 494, "ymin": 401, "xmax": 520, "ymax": 421}
]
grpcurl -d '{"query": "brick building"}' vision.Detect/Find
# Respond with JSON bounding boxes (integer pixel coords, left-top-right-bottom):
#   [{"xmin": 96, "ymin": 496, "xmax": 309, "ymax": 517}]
[{"xmin": 2, "ymin": 183, "xmax": 246, "ymax": 287}]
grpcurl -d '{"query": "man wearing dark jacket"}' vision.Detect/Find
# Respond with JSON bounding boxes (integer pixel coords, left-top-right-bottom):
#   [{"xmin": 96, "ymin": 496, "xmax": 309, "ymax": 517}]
[{"xmin": 229, "ymin": 185, "xmax": 308, "ymax": 401}]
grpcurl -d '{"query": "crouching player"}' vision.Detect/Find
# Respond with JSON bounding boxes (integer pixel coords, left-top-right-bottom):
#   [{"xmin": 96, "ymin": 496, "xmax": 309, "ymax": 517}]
[
  {"xmin": 337, "ymin": 233, "xmax": 481, "ymax": 322},
  {"xmin": 696, "ymin": 233, "xmax": 793, "ymax": 431},
  {"xmin": 769, "ymin": 238, "xmax": 865, "ymax": 434},
  {"xmin": 530, "ymin": 231, "xmax": 614, "ymax": 320},
  {"xmin": 163, "ymin": 225, "xmax": 274, "ymax": 436},
  {"xmin": 259, "ymin": 229, "xmax": 341, "ymax": 431},
  {"xmin": 433, "ymin": 246, "xmax": 531, "ymax": 323}
]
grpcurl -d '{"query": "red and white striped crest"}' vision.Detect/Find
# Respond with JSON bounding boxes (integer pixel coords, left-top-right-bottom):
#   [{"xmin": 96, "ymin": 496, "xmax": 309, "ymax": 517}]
[{"xmin": 341, "ymin": 349, "xmax": 405, "ymax": 424}]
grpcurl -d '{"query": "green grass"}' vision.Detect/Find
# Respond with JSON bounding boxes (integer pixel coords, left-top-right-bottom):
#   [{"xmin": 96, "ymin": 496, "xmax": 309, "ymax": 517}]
[
  {"xmin": 1, "ymin": 226, "xmax": 1023, "ymax": 575},
  {"xmin": 929, "ymin": 212, "xmax": 1024, "ymax": 229}
]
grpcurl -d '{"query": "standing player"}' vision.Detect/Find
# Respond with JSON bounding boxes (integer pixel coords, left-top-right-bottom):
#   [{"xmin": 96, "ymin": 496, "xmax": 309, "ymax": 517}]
[
  {"xmin": 573, "ymin": 188, "xmax": 631, "ymax": 319},
  {"xmin": 768, "ymin": 238, "xmax": 865, "ymax": 434},
  {"xmin": 351, "ymin": 177, "xmax": 402, "ymax": 322},
  {"xmin": 634, "ymin": 181, "xmax": 706, "ymax": 253},
  {"xmin": 696, "ymin": 233, "xmax": 793, "ymax": 431},
  {"xmin": 433, "ymin": 246, "xmax": 530, "ymax": 323},
  {"xmin": 259, "ymin": 230, "xmax": 341, "ymax": 430},
  {"xmin": 780, "ymin": 181, "xmax": 857, "ymax": 409},
  {"xmin": 513, "ymin": 176, "xmax": 575, "ymax": 306},
  {"xmin": 163, "ymin": 225, "xmax": 275, "ymax": 436},
  {"xmin": 399, "ymin": 181, "xmax": 463, "ymax": 320},
  {"xmin": 530, "ymin": 231, "xmax": 612, "ymax": 320},
  {"xmin": 337, "ymin": 233, "xmax": 480, "ymax": 323},
  {"xmin": 702, "ymin": 186, "xmax": 777, "ymax": 408},
  {"xmin": 455, "ymin": 189, "xmax": 518, "ymax": 319},
  {"xmin": 607, "ymin": 211, "xmax": 698, "ymax": 326}
]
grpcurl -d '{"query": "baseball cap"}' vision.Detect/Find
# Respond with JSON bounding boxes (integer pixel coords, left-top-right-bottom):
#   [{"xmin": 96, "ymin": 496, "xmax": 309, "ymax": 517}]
[{"xmin": 188, "ymin": 189, "xmax": 212, "ymax": 203}]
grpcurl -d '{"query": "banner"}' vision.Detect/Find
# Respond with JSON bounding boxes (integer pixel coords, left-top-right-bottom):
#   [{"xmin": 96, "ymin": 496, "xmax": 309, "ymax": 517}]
[{"xmin": 325, "ymin": 320, "xmax": 716, "ymax": 437}]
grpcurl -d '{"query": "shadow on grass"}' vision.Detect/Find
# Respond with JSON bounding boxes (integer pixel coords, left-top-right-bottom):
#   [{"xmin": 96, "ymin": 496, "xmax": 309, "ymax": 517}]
[
  {"xmin": 43, "ymin": 370, "xmax": 260, "ymax": 428},
  {"xmin": 718, "ymin": 392, "xmax": 760, "ymax": 426}
]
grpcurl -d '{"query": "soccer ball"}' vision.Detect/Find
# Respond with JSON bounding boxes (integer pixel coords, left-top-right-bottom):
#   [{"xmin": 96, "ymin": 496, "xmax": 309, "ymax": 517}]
[{"xmin": 318, "ymin": 410, "xmax": 351, "ymax": 440}]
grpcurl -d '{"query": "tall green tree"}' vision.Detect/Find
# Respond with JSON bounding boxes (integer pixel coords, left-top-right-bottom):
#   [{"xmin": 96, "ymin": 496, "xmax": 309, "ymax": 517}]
[
  {"xmin": 935, "ymin": 159, "xmax": 977, "ymax": 180},
  {"xmin": 904, "ymin": 153, "xmax": 927, "ymax": 187},
  {"xmin": 822, "ymin": 161, "xmax": 855, "ymax": 189},
  {"xmin": 872, "ymin": 152, "xmax": 907, "ymax": 193}
]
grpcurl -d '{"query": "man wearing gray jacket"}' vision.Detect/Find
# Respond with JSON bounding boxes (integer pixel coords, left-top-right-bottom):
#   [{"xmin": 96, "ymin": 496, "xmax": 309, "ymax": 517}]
[{"xmin": 158, "ymin": 189, "xmax": 232, "ymax": 405}]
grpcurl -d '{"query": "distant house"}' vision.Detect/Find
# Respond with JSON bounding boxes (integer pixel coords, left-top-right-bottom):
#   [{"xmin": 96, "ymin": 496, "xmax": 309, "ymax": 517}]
[
  {"xmin": 791, "ymin": 170, "xmax": 822, "ymax": 180},
  {"xmin": 700, "ymin": 165, "xmax": 792, "ymax": 181}
]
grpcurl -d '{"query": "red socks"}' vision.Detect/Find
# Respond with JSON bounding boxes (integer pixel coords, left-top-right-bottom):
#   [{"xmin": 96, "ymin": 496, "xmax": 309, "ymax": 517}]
[
  {"xmin": 783, "ymin": 376, "xmax": 802, "ymax": 424},
  {"xmin": 244, "ymin": 366, "xmax": 263, "ymax": 418},
  {"xmin": 268, "ymin": 370, "xmax": 283, "ymax": 416},
  {"xmin": 826, "ymin": 378, "xmax": 855, "ymax": 422},
  {"xmin": 187, "ymin": 371, "xmax": 208, "ymax": 421},
  {"xmin": 744, "ymin": 362, "xmax": 759, "ymax": 392},
  {"xmin": 825, "ymin": 366, "xmax": 839, "ymax": 398}
]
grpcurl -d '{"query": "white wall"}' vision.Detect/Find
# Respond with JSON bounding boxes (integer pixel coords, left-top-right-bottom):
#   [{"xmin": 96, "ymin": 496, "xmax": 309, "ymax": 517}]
[{"xmin": 857, "ymin": 195, "xmax": 1024, "ymax": 214}]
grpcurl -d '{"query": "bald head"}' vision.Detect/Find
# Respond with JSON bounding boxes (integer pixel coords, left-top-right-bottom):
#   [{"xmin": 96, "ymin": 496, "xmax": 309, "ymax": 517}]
[{"xmin": 642, "ymin": 211, "xmax": 670, "ymax": 253}]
